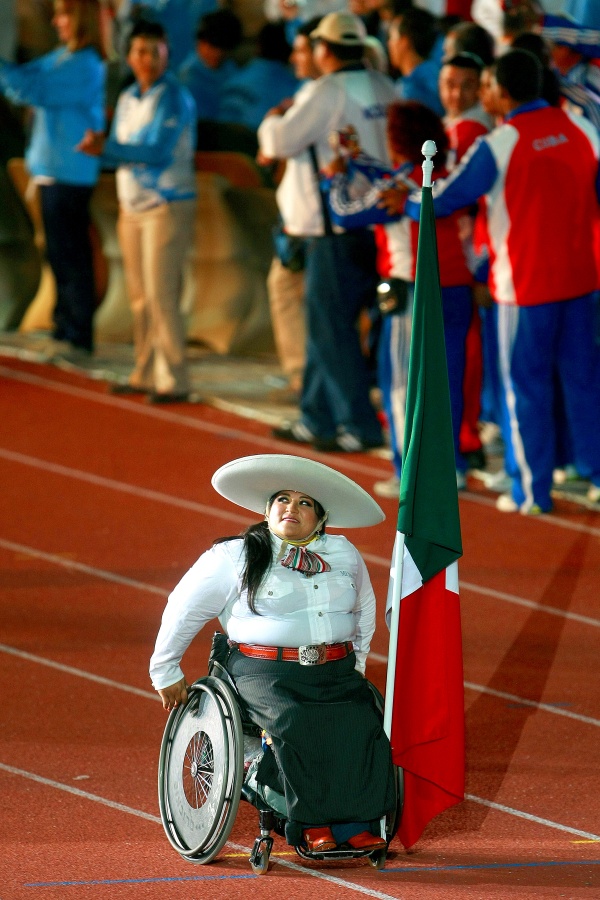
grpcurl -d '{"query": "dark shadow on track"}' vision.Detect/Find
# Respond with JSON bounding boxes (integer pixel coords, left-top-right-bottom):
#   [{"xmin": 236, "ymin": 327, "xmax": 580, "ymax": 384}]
[{"xmin": 434, "ymin": 529, "xmax": 591, "ymax": 839}]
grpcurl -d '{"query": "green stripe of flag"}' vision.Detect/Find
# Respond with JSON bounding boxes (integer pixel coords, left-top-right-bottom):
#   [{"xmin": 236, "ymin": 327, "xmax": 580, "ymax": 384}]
[{"xmin": 398, "ymin": 185, "xmax": 463, "ymax": 582}]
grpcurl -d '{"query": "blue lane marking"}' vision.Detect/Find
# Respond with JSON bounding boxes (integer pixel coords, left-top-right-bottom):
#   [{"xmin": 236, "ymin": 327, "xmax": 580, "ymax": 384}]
[
  {"xmin": 25, "ymin": 874, "xmax": 257, "ymax": 887},
  {"xmin": 383, "ymin": 859, "xmax": 600, "ymax": 873},
  {"xmin": 25, "ymin": 860, "xmax": 600, "ymax": 886}
]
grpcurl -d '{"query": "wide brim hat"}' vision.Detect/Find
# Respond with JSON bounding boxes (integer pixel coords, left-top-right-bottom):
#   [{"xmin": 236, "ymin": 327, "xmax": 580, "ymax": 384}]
[
  {"xmin": 310, "ymin": 12, "xmax": 367, "ymax": 46},
  {"xmin": 211, "ymin": 454, "xmax": 385, "ymax": 528}
]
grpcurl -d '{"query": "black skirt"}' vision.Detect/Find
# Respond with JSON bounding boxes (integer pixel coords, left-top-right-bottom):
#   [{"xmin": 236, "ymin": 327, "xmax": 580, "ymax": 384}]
[{"xmin": 226, "ymin": 648, "xmax": 396, "ymax": 841}]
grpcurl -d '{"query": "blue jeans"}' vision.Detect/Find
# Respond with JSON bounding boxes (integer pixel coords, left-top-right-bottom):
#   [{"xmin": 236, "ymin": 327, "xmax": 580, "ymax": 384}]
[
  {"xmin": 40, "ymin": 182, "xmax": 96, "ymax": 350},
  {"xmin": 300, "ymin": 231, "xmax": 382, "ymax": 443}
]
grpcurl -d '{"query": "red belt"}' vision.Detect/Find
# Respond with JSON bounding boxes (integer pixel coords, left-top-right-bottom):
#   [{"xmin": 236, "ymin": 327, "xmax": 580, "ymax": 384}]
[{"xmin": 231, "ymin": 641, "xmax": 353, "ymax": 666}]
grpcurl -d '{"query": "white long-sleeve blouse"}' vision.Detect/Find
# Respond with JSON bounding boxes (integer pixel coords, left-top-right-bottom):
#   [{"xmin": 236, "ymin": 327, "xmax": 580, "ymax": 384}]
[{"xmin": 149, "ymin": 532, "xmax": 377, "ymax": 689}]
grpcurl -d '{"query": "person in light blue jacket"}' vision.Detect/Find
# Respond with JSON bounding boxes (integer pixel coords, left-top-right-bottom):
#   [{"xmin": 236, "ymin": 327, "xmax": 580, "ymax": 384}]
[
  {"xmin": 0, "ymin": 0, "xmax": 105, "ymax": 354},
  {"xmin": 177, "ymin": 8, "xmax": 242, "ymax": 122},
  {"xmin": 218, "ymin": 22, "xmax": 300, "ymax": 132},
  {"xmin": 79, "ymin": 19, "xmax": 197, "ymax": 403}
]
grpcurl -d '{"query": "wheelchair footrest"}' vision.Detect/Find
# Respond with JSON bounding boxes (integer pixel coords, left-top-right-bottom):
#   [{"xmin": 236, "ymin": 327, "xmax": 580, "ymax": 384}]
[{"xmin": 295, "ymin": 845, "xmax": 380, "ymax": 861}]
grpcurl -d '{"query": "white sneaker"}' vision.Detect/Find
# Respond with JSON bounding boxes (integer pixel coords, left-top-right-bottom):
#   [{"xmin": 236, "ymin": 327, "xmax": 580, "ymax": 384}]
[
  {"xmin": 496, "ymin": 493, "xmax": 546, "ymax": 515},
  {"xmin": 479, "ymin": 421, "xmax": 504, "ymax": 456},
  {"xmin": 484, "ymin": 469, "xmax": 513, "ymax": 492},
  {"xmin": 553, "ymin": 465, "xmax": 580, "ymax": 485},
  {"xmin": 373, "ymin": 476, "xmax": 400, "ymax": 499},
  {"xmin": 496, "ymin": 493, "xmax": 518, "ymax": 512},
  {"xmin": 587, "ymin": 484, "xmax": 600, "ymax": 504}
]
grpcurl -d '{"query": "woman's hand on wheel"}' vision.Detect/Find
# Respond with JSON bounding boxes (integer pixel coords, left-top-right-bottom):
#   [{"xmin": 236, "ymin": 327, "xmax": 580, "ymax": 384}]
[{"xmin": 158, "ymin": 678, "xmax": 188, "ymax": 712}]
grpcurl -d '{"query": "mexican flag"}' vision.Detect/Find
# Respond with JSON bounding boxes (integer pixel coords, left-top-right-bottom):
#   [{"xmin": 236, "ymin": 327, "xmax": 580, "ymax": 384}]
[{"xmin": 384, "ymin": 176, "xmax": 465, "ymax": 849}]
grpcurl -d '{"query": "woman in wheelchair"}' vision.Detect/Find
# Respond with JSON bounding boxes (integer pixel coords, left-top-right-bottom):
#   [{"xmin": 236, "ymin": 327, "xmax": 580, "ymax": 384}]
[{"xmin": 150, "ymin": 453, "xmax": 396, "ymax": 854}]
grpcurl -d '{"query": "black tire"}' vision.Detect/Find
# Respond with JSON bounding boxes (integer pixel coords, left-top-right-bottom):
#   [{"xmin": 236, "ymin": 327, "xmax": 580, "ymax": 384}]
[{"xmin": 158, "ymin": 676, "xmax": 244, "ymax": 864}]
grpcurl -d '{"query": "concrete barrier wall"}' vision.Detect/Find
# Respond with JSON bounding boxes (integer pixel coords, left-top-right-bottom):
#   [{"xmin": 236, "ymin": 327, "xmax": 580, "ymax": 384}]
[{"xmin": 5, "ymin": 160, "xmax": 279, "ymax": 356}]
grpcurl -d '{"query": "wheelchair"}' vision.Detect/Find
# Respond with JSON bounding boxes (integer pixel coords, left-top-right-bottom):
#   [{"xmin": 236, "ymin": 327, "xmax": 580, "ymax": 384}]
[{"xmin": 158, "ymin": 651, "xmax": 403, "ymax": 875}]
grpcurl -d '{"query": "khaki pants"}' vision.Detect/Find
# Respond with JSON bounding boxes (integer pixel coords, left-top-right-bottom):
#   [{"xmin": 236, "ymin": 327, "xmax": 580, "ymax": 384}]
[
  {"xmin": 266, "ymin": 256, "xmax": 306, "ymax": 390},
  {"xmin": 118, "ymin": 199, "xmax": 196, "ymax": 394}
]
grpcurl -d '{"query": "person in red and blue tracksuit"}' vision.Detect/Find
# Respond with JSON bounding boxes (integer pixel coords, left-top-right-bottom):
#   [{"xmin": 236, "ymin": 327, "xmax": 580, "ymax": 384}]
[
  {"xmin": 325, "ymin": 101, "xmax": 474, "ymax": 496},
  {"xmin": 403, "ymin": 49, "xmax": 600, "ymax": 514}
]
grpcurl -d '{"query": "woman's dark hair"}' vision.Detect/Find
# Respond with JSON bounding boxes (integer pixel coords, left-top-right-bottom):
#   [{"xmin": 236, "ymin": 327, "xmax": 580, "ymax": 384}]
[
  {"xmin": 214, "ymin": 493, "xmax": 327, "ymax": 613},
  {"xmin": 387, "ymin": 100, "xmax": 449, "ymax": 167}
]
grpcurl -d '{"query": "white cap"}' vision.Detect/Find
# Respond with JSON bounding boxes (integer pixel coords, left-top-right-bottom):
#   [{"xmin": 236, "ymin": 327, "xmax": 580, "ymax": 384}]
[{"xmin": 310, "ymin": 12, "xmax": 367, "ymax": 46}]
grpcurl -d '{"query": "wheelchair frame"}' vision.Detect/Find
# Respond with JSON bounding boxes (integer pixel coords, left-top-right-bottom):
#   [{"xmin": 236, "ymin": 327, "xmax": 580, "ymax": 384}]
[{"xmin": 158, "ymin": 670, "xmax": 403, "ymax": 874}]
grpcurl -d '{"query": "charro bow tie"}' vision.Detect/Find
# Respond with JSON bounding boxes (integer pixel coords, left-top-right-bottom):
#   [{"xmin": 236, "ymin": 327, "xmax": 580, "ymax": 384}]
[{"xmin": 279, "ymin": 544, "xmax": 331, "ymax": 576}]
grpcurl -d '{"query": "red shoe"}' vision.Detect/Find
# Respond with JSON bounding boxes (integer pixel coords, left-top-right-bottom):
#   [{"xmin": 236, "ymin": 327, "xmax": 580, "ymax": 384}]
[
  {"xmin": 302, "ymin": 827, "xmax": 337, "ymax": 852},
  {"xmin": 347, "ymin": 831, "xmax": 387, "ymax": 851}
]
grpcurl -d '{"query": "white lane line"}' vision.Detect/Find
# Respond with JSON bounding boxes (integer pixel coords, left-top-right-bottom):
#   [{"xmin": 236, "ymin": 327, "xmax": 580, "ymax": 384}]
[
  {"xmin": 465, "ymin": 794, "xmax": 600, "ymax": 841},
  {"xmin": 0, "ymin": 447, "xmax": 250, "ymax": 527},
  {"xmin": 227, "ymin": 843, "xmax": 402, "ymax": 899},
  {"xmin": 460, "ymin": 580, "xmax": 600, "ymax": 629},
  {"xmin": 7, "ymin": 358, "xmax": 600, "ymax": 531},
  {"xmin": 363, "ymin": 552, "xmax": 600, "ymax": 630},
  {"xmin": 0, "ymin": 536, "xmax": 168, "ymax": 597},
  {"xmin": 2, "ymin": 445, "xmax": 599, "ymax": 633},
  {"xmin": 0, "ymin": 763, "xmax": 401, "ymax": 900},
  {"xmin": 368, "ymin": 652, "xmax": 600, "ymax": 728},
  {"xmin": 0, "ymin": 762, "xmax": 160, "ymax": 822},
  {"xmin": 3, "ymin": 534, "xmax": 600, "ymax": 725},
  {"xmin": 3, "ymin": 634, "xmax": 600, "ymax": 732},
  {"xmin": 1, "ymin": 761, "xmax": 598, "ymax": 874},
  {"xmin": 462, "ymin": 682, "xmax": 600, "ymax": 728},
  {"xmin": 0, "ymin": 365, "xmax": 388, "ymax": 479},
  {"xmin": 3, "ymin": 363, "xmax": 600, "ymax": 531},
  {"xmin": 0, "ymin": 643, "xmax": 159, "ymax": 701}
]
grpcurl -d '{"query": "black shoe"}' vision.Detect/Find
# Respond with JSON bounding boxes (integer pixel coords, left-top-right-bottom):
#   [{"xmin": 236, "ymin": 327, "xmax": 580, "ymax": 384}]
[
  {"xmin": 272, "ymin": 421, "xmax": 315, "ymax": 444},
  {"xmin": 313, "ymin": 432, "xmax": 384, "ymax": 453},
  {"xmin": 147, "ymin": 391, "xmax": 189, "ymax": 404},
  {"xmin": 311, "ymin": 436, "xmax": 342, "ymax": 452},
  {"xmin": 110, "ymin": 383, "xmax": 148, "ymax": 396},
  {"xmin": 465, "ymin": 448, "xmax": 487, "ymax": 470}
]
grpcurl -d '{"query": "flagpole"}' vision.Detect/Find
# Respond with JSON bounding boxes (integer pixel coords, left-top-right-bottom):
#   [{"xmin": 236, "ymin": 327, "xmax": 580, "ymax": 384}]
[
  {"xmin": 421, "ymin": 140, "xmax": 436, "ymax": 189},
  {"xmin": 382, "ymin": 140, "xmax": 437, "ymax": 740},
  {"xmin": 383, "ymin": 531, "xmax": 405, "ymax": 737}
]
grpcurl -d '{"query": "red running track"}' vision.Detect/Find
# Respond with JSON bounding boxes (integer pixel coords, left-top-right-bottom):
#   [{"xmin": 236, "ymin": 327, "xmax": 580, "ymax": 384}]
[{"xmin": 0, "ymin": 357, "xmax": 599, "ymax": 899}]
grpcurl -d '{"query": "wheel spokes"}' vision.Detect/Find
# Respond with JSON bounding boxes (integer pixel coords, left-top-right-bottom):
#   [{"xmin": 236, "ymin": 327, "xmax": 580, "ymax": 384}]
[{"xmin": 183, "ymin": 731, "xmax": 214, "ymax": 808}]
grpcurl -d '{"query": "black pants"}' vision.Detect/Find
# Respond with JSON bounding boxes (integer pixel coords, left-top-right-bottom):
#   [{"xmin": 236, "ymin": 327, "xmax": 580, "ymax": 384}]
[
  {"xmin": 40, "ymin": 182, "xmax": 96, "ymax": 350},
  {"xmin": 227, "ymin": 649, "xmax": 396, "ymax": 844}
]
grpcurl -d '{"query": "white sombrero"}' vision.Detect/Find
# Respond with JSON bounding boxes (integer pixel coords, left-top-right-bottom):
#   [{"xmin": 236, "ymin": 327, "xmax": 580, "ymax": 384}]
[{"xmin": 211, "ymin": 454, "xmax": 385, "ymax": 528}]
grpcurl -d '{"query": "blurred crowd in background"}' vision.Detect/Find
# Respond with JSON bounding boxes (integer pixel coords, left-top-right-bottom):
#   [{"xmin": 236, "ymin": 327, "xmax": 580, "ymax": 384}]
[{"xmin": 0, "ymin": 0, "xmax": 599, "ymax": 514}]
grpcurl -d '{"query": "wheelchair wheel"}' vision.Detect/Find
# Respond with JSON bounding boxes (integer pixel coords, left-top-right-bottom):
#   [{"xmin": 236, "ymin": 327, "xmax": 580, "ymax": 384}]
[
  {"xmin": 367, "ymin": 848, "xmax": 387, "ymax": 869},
  {"xmin": 249, "ymin": 835, "xmax": 273, "ymax": 875},
  {"xmin": 158, "ymin": 676, "xmax": 244, "ymax": 864}
]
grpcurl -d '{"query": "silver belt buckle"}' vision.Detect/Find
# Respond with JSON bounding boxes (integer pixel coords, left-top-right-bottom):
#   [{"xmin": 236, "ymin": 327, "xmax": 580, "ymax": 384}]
[{"xmin": 298, "ymin": 643, "xmax": 327, "ymax": 666}]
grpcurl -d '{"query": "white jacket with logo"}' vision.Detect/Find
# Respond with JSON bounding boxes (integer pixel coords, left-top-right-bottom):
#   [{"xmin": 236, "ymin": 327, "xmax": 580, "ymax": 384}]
[{"xmin": 258, "ymin": 65, "xmax": 396, "ymax": 236}]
